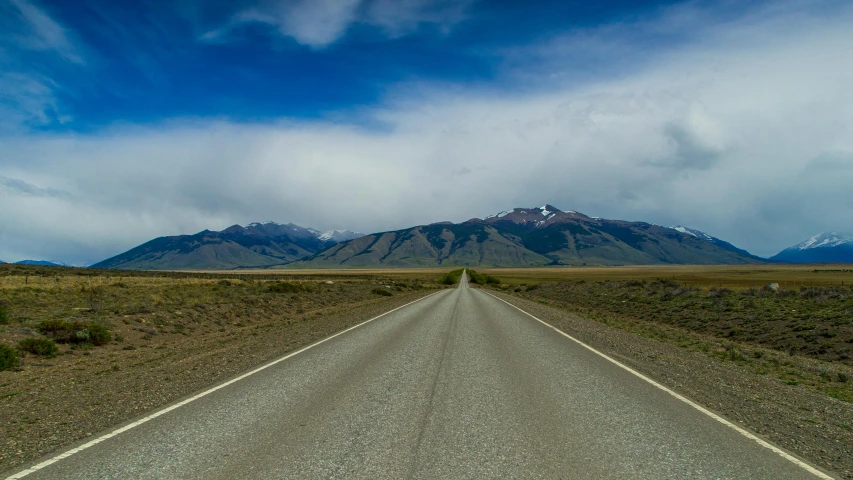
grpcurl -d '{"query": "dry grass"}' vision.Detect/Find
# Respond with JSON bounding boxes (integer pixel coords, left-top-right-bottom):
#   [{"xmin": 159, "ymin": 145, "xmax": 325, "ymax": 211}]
[{"xmin": 479, "ymin": 264, "xmax": 853, "ymax": 289}]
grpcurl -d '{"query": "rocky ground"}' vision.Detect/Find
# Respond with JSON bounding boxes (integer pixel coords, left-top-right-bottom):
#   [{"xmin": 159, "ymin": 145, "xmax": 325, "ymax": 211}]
[
  {"xmin": 487, "ymin": 288, "xmax": 853, "ymax": 479},
  {"xmin": 0, "ymin": 277, "xmax": 439, "ymax": 474}
]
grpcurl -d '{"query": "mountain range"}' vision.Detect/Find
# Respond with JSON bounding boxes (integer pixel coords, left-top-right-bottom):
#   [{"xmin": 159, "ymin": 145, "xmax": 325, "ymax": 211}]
[
  {"xmin": 769, "ymin": 232, "xmax": 853, "ymax": 263},
  {"xmin": 298, "ymin": 205, "xmax": 763, "ymax": 268},
  {"xmin": 91, "ymin": 222, "xmax": 363, "ymax": 270},
  {"xmin": 24, "ymin": 207, "xmax": 849, "ymax": 270}
]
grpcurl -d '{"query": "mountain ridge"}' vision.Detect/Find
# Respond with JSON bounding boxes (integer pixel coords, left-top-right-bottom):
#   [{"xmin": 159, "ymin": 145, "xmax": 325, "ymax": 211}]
[
  {"xmin": 298, "ymin": 206, "xmax": 763, "ymax": 268},
  {"xmin": 14, "ymin": 260, "xmax": 69, "ymax": 267},
  {"xmin": 90, "ymin": 222, "xmax": 364, "ymax": 270},
  {"xmin": 770, "ymin": 232, "xmax": 853, "ymax": 263}
]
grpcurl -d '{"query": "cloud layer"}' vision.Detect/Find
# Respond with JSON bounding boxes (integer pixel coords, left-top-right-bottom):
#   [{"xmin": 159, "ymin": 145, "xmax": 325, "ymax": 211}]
[{"xmin": 1, "ymin": 0, "xmax": 852, "ymax": 264}]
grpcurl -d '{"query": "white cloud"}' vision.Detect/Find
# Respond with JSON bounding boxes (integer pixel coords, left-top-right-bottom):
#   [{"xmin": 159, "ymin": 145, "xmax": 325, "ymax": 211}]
[
  {"xmin": 202, "ymin": 0, "xmax": 473, "ymax": 47},
  {"xmin": 2, "ymin": 0, "xmax": 853, "ymax": 263},
  {"xmin": 2, "ymin": 0, "xmax": 82, "ymax": 63},
  {"xmin": 366, "ymin": 0, "xmax": 473, "ymax": 37},
  {"xmin": 0, "ymin": 0, "xmax": 82, "ymax": 130}
]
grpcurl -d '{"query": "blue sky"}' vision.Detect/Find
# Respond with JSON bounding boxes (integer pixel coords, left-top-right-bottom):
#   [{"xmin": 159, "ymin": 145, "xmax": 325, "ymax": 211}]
[
  {"xmin": 1, "ymin": 0, "xmax": 852, "ymax": 265},
  {"xmin": 4, "ymin": 0, "xmax": 691, "ymax": 130}
]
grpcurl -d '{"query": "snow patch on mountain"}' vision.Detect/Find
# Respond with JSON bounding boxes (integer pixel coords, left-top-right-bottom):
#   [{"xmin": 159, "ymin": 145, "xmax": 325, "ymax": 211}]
[
  {"xmin": 485, "ymin": 210, "xmax": 513, "ymax": 219},
  {"xmin": 670, "ymin": 225, "xmax": 715, "ymax": 242},
  {"xmin": 317, "ymin": 230, "xmax": 364, "ymax": 242},
  {"xmin": 794, "ymin": 232, "xmax": 853, "ymax": 250}
]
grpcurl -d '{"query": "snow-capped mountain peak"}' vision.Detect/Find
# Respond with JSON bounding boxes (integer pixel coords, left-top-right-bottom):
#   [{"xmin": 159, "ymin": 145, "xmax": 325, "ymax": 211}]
[
  {"xmin": 317, "ymin": 229, "xmax": 364, "ymax": 243},
  {"xmin": 670, "ymin": 225, "xmax": 714, "ymax": 242},
  {"xmin": 794, "ymin": 232, "xmax": 853, "ymax": 250}
]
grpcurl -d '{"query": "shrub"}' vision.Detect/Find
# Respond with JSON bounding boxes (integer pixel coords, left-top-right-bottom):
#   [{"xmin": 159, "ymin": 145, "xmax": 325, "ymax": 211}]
[
  {"xmin": 0, "ymin": 344, "xmax": 19, "ymax": 371},
  {"xmin": 17, "ymin": 338, "xmax": 59, "ymax": 358},
  {"xmin": 372, "ymin": 288, "xmax": 393, "ymax": 297},
  {"xmin": 37, "ymin": 320, "xmax": 112, "ymax": 346},
  {"xmin": 469, "ymin": 271, "xmax": 500, "ymax": 285},
  {"xmin": 437, "ymin": 270, "xmax": 463, "ymax": 285},
  {"xmin": 268, "ymin": 282, "xmax": 304, "ymax": 293},
  {"xmin": 37, "ymin": 319, "xmax": 75, "ymax": 338},
  {"xmin": 85, "ymin": 323, "xmax": 112, "ymax": 346},
  {"xmin": 0, "ymin": 303, "xmax": 8, "ymax": 325}
]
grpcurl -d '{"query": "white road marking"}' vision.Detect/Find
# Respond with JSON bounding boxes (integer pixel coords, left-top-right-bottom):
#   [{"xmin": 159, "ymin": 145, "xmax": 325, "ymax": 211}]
[
  {"xmin": 479, "ymin": 289, "xmax": 835, "ymax": 480},
  {"xmin": 4, "ymin": 291, "xmax": 444, "ymax": 479}
]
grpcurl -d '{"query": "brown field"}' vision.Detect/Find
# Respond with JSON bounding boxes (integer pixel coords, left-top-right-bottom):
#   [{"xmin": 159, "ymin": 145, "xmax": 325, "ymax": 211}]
[{"xmin": 478, "ymin": 264, "xmax": 853, "ymax": 288}]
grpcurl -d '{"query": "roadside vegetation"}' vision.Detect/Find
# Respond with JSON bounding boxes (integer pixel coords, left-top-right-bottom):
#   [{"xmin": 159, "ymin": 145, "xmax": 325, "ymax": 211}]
[
  {"xmin": 0, "ymin": 344, "xmax": 18, "ymax": 371},
  {"xmin": 437, "ymin": 269, "xmax": 465, "ymax": 285},
  {"xmin": 489, "ymin": 278, "xmax": 853, "ymax": 403},
  {"xmin": 466, "ymin": 270, "xmax": 500, "ymax": 285}
]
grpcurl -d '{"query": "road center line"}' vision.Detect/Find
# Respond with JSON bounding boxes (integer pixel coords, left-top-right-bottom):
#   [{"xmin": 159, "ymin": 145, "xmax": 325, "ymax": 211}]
[
  {"xmin": 479, "ymin": 289, "xmax": 834, "ymax": 480},
  {"xmin": 4, "ymin": 290, "xmax": 443, "ymax": 480}
]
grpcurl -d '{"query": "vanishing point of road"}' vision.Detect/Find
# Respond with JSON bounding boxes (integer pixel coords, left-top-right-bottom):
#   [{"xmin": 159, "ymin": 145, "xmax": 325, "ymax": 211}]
[{"xmin": 7, "ymin": 272, "xmax": 832, "ymax": 479}]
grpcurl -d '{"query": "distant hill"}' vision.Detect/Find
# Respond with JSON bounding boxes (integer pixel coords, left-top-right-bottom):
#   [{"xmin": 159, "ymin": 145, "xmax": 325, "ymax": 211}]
[
  {"xmin": 15, "ymin": 260, "xmax": 68, "ymax": 267},
  {"xmin": 770, "ymin": 232, "xmax": 853, "ymax": 263},
  {"xmin": 91, "ymin": 222, "xmax": 364, "ymax": 270},
  {"xmin": 299, "ymin": 205, "xmax": 762, "ymax": 268}
]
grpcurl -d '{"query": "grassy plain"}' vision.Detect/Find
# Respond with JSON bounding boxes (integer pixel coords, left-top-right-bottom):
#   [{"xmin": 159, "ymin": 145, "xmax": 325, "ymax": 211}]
[{"xmin": 478, "ymin": 264, "xmax": 853, "ymax": 288}]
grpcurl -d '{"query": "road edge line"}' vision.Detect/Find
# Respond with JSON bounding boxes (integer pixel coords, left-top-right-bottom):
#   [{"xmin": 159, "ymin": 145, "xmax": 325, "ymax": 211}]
[
  {"xmin": 4, "ymin": 290, "xmax": 444, "ymax": 480},
  {"xmin": 479, "ymin": 289, "xmax": 835, "ymax": 480}
]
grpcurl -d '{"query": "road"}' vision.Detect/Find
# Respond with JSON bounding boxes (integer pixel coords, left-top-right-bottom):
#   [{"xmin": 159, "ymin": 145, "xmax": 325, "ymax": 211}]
[{"xmin": 7, "ymin": 272, "xmax": 830, "ymax": 479}]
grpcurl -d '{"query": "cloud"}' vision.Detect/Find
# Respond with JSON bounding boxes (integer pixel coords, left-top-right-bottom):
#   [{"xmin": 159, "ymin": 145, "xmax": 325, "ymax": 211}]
[
  {"xmin": 0, "ymin": 0, "xmax": 83, "ymax": 130},
  {"xmin": 366, "ymin": 0, "xmax": 473, "ymax": 37},
  {"xmin": 0, "ymin": 71, "xmax": 68, "ymax": 129},
  {"xmin": 1, "ymin": 0, "xmax": 852, "ymax": 264},
  {"xmin": 0, "ymin": 174, "xmax": 72, "ymax": 199},
  {"xmin": 1, "ymin": 0, "xmax": 82, "ymax": 63},
  {"xmin": 202, "ymin": 0, "xmax": 474, "ymax": 47}
]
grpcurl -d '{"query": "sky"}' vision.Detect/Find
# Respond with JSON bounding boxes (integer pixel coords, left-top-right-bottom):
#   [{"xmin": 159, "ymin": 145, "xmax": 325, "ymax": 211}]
[{"xmin": 1, "ymin": 0, "xmax": 852, "ymax": 265}]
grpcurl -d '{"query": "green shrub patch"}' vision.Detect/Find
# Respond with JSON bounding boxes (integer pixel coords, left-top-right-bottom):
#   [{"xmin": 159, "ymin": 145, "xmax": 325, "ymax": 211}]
[
  {"xmin": 17, "ymin": 338, "xmax": 59, "ymax": 358},
  {"xmin": 437, "ymin": 269, "xmax": 464, "ymax": 285},
  {"xmin": 371, "ymin": 288, "xmax": 393, "ymax": 297},
  {"xmin": 468, "ymin": 270, "xmax": 500, "ymax": 285},
  {"xmin": 0, "ymin": 344, "xmax": 19, "ymax": 370},
  {"xmin": 267, "ymin": 281, "xmax": 312, "ymax": 293},
  {"xmin": 37, "ymin": 320, "xmax": 112, "ymax": 346}
]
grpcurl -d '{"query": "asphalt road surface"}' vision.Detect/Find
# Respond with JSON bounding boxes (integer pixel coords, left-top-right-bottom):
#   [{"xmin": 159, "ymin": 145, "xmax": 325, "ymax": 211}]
[{"xmin": 7, "ymin": 273, "xmax": 831, "ymax": 479}]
